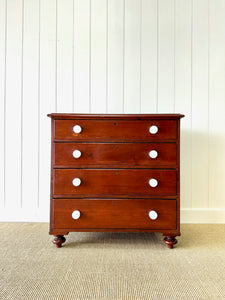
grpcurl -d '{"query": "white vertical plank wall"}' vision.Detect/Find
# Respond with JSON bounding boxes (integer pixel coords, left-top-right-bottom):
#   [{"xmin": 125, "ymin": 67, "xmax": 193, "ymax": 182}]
[
  {"xmin": 38, "ymin": 0, "xmax": 57, "ymax": 221},
  {"xmin": 0, "ymin": 0, "xmax": 6, "ymax": 210},
  {"xmin": 57, "ymin": 0, "xmax": 74, "ymax": 112},
  {"xmin": 192, "ymin": 0, "xmax": 209, "ymax": 212},
  {"xmin": 157, "ymin": 0, "xmax": 175, "ymax": 113},
  {"xmin": 208, "ymin": 0, "xmax": 225, "ymax": 211},
  {"xmin": 174, "ymin": 0, "xmax": 192, "ymax": 210},
  {"xmin": 124, "ymin": 0, "xmax": 141, "ymax": 113},
  {"xmin": 90, "ymin": 0, "xmax": 107, "ymax": 113},
  {"xmin": 21, "ymin": 0, "xmax": 39, "ymax": 214},
  {"xmin": 0, "ymin": 0, "xmax": 225, "ymax": 223},
  {"xmin": 140, "ymin": 0, "xmax": 157, "ymax": 113},
  {"xmin": 5, "ymin": 0, "xmax": 23, "ymax": 213},
  {"xmin": 74, "ymin": 0, "xmax": 91, "ymax": 112},
  {"xmin": 107, "ymin": 0, "xmax": 124, "ymax": 113}
]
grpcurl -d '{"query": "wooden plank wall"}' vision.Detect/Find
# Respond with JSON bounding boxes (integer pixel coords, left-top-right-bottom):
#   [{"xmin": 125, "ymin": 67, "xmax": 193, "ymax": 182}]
[{"xmin": 0, "ymin": 0, "xmax": 225, "ymax": 222}]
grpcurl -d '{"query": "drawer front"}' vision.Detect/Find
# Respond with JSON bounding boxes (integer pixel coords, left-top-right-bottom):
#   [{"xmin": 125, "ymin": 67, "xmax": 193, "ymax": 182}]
[
  {"xmin": 54, "ymin": 120, "xmax": 177, "ymax": 141},
  {"xmin": 53, "ymin": 199, "xmax": 177, "ymax": 229},
  {"xmin": 54, "ymin": 142, "xmax": 177, "ymax": 168},
  {"xmin": 53, "ymin": 169, "xmax": 177, "ymax": 197}
]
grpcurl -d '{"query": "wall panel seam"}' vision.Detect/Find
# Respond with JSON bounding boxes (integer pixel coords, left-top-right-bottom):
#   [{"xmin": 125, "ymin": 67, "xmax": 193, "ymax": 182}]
[
  {"xmin": 89, "ymin": 0, "xmax": 92, "ymax": 112},
  {"xmin": 173, "ymin": 0, "xmax": 176, "ymax": 113},
  {"xmin": 21, "ymin": 0, "xmax": 25, "ymax": 208},
  {"xmin": 139, "ymin": 0, "xmax": 142, "ymax": 113},
  {"xmin": 122, "ymin": 0, "xmax": 125, "ymax": 113},
  {"xmin": 37, "ymin": 0, "xmax": 41, "ymax": 208},
  {"xmin": 207, "ymin": 0, "xmax": 210, "ymax": 209},
  {"xmin": 55, "ymin": 0, "xmax": 58, "ymax": 112},
  {"xmin": 72, "ymin": 0, "xmax": 75, "ymax": 112},
  {"xmin": 106, "ymin": 0, "xmax": 108, "ymax": 113},
  {"xmin": 3, "ymin": 0, "xmax": 7, "ymax": 208},
  {"xmin": 156, "ymin": 0, "xmax": 158, "ymax": 113},
  {"xmin": 190, "ymin": 0, "xmax": 193, "ymax": 209}
]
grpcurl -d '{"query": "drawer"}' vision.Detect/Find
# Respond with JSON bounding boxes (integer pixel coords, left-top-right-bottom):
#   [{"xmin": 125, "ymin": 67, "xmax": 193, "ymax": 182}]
[
  {"xmin": 54, "ymin": 120, "xmax": 177, "ymax": 141},
  {"xmin": 54, "ymin": 142, "xmax": 177, "ymax": 168},
  {"xmin": 53, "ymin": 169, "xmax": 177, "ymax": 197},
  {"xmin": 53, "ymin": 199, "xmax": 177, "ymax": 229}
]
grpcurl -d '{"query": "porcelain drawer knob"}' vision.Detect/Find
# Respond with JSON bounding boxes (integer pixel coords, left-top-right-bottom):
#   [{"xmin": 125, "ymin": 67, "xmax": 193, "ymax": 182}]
[
  {"xmin": 149, "ymin": 210, "xmax": 158, "ymax": 220},
  {"xmin": 73, "ymin": 150, "xmax": 82, "ymax": 159},
  {"xmin": 149, "ymin": 178, "xmax": 158, "ymax": 187},
  {"xmin": 72, "ymin": 178, "xmax": 81, "ymax": 187},
  {"xmin": 149, "ymin": 150, "xmax": 158, "ymax": 159},
  {"xmin": 72, "ymin": 210, "xmax": 81, "ymax": 220},
  {"xmin": 73, "ymin": 125, "xmax": 82, "ymax": 134},
  {"xmin": 149, "ymin": 125, "xmax": 158, "ymax": 134}
]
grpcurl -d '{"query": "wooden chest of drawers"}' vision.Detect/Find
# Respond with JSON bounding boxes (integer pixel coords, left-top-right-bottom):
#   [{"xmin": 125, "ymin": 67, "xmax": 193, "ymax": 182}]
[{"xmin": 48, "ymin": 113, "xmax": 184, "ymax": 248}]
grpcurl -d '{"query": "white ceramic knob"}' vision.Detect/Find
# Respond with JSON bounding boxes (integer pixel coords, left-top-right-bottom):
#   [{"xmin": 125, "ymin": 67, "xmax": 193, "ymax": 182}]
[
  {"xmin": 72, "ymin": 210, "xmax": 81, "ymax": 220},
  {"xmin": 149, "ymin": 150, "xmax": 158, "ymax": 159},
  {"xmin": 73, "ymin": 150, "xmax": 82, "ymax": 159},
  {"xmin": 73, "ymin": 125, "xmax": 82, "ymax": 134},
  {"xmin": 149, "ymin": 178, "xmax": 158, "ymax": 187},
  {"xmin": 72, "ymin": 178, "xmax": 81, "ymax": 187},
  {"xmin": 149, "ymin": 210, "xmax": 158, "ymax": 220},
  {"xmin": 149, "ymin": 125, "xmax": 158, "ymax": 134}
]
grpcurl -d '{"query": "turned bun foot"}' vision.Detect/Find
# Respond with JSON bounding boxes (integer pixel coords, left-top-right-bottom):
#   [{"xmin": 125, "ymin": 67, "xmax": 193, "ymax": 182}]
[
  {"xmin": 52, "ymin": 235, "xmax": 66, "ymax": 248},
  {"xmin": 163, "ymin": 236, "xmax": 177, "ymax": 249}
]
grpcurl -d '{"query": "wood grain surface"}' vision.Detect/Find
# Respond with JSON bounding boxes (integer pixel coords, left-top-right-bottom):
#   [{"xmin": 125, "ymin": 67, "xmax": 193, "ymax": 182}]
[
  {"xmin": 53, "ymin": 169, "xmax": 177, "ymax": 197},
  {"xmin": 54, "ymin": 119, "xmax": 177, "ymax": 141},
  {"xmin": 54, "ymin": 142, "xmax": 177, "ymax": 168},
  {"xmin": 53, "ymin": 199, "xmax": 177, "ymax": 229}
]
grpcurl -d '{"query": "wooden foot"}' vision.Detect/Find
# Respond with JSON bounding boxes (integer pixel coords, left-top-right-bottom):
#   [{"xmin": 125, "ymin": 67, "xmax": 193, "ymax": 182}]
[
  {"xmin": 163, "ymin": 236, "xmax": 177, "ymax": 249},
  {"xmin": 52, "ymin": 235, "xmax": 66, "ymax": 248}
]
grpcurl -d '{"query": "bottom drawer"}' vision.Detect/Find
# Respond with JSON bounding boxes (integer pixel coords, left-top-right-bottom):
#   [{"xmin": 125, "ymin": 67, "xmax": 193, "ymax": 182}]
[{"xmin": 52, "ymin": 199, "xmax": 177, "ymax": 230}]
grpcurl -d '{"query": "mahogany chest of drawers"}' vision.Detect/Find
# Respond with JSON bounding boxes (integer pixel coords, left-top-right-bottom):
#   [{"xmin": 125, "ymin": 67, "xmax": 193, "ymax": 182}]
[{"xmin": 48, "ymin": 113, "xmax": 184, "ymax": 248}]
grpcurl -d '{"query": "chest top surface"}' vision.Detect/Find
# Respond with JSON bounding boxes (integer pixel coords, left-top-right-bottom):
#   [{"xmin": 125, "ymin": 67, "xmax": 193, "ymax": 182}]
[{"xmin": 48, "ymin": 113, "xmax": 185, "ymax": 120}]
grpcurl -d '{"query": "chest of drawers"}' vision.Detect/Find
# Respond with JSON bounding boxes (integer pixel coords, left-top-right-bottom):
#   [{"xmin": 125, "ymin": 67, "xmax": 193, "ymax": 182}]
[{"xmin": 48, "ymin": 113, "xmax": 184, "ymax": 248}]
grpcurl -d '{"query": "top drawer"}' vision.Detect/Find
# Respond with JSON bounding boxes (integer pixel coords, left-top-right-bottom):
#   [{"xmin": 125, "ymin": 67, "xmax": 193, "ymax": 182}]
[{"xmin": 54, "ymin": 120, "xmax": 177, "ymax": 142}]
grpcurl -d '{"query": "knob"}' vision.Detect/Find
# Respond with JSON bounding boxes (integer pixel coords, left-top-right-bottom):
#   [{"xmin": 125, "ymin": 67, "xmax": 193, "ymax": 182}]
[
  {"xmin": 72, "ymin": 178, "xmax": 81, "ymax": 187},
  {"xmin": 149, "ymin": 125, "xmax": 158, "ymax": 134},
  {"xmin": 72, "ymin": 210, "xmax": 81, "ymax": 220},
  {"xmin": 149, "ymin": 210, "xmax": 158, "ymax": 220},
  {"xmin": 73, "ymin": 125, "xmax": 82, "ymax": 134},
  {"xmin": 73, "ymin": 150, "xmax": 82, "ymax": 159},
  {"xmin": 149, "ymin": 150, "xmax": 158, "ymax": 159},
  {"xmin": 149, "ymin": 178, "xmax": 158, "ymax": 187}
]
